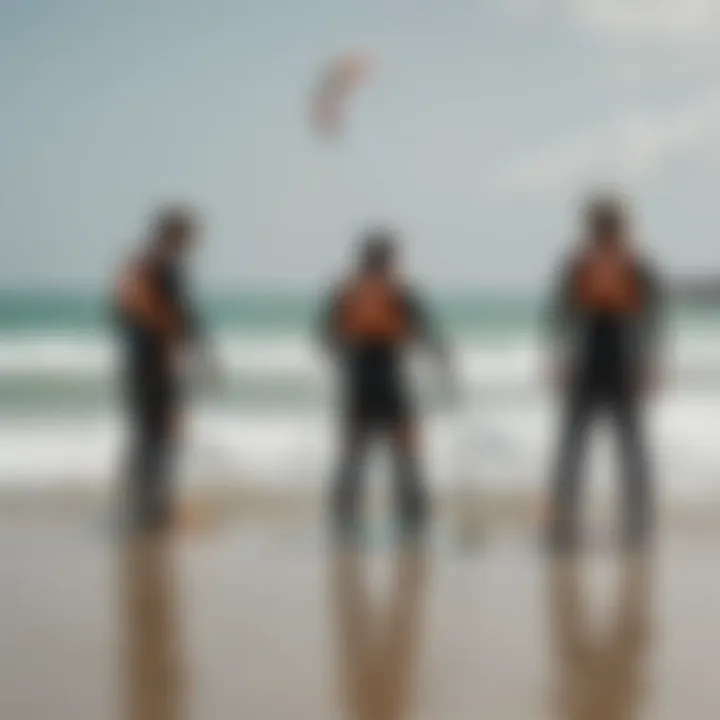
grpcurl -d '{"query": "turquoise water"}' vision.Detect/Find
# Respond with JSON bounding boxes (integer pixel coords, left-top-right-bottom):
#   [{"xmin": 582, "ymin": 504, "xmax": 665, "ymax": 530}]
[
  {"xmin": 1, "ymin": 290, "xmax": 720, "ymax": 490},
  {"xmin": 0, "ymin": 289, "xmax": 717, "ymax": 414},
  {"xmin": 0, "ymin": 290, "xmax": 540, "ymax": 414},
  {"xmin": 1, "ymin": 289, "xmax": 716, "ymax": 334},
  {"xmin": 0, "ymin": 290, "xmax": 540, "ymax": 335}
]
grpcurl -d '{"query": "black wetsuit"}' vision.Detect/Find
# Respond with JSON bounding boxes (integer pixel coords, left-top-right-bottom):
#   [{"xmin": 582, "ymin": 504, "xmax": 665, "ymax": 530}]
[
  {"xmin": 319, "ymin": 281, "xmax": 442, "ymax": 531},
  {"xmin": 547, "ymin": 253, "xmax": 662, "ymax": 543},
  {"xmin": 340, "ymin": 330, "xmax": 413, "ymax": 428},
  {"xmin": 115, "ymin": 258, "xmax": 202, "ymax": 529}
]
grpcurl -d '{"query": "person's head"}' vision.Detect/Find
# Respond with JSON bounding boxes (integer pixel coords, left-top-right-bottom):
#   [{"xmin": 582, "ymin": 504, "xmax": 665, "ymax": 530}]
[
  {"xmin": 584, "ymin": 194, "xmax": 629, "ymax": 248},
  {"xmin": 358, "ymin": 227, "xmax": 398, "ymax": 276},
  {"xmin": 149, "ymin": 206, "xmax": 199, "ymax": 264}
]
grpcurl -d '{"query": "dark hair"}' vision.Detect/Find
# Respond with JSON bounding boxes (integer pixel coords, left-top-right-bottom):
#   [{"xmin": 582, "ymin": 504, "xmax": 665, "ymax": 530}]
[
  {"xmin": 359, "ymin": 227, "xmax": 397, "ymax": 271},
  {"xmin": 585, "ymin": 194, "xmax": 626, "ymax": 237},
  {"xmin": 151, "ymin": 205, "xmax": 197, "ymax": 247}
]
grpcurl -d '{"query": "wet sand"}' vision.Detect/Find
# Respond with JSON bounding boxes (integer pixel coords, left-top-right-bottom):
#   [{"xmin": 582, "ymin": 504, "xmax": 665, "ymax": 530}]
[{"xmin": 1, "ymin": 505, "xmax": 720, "ymax": 720}]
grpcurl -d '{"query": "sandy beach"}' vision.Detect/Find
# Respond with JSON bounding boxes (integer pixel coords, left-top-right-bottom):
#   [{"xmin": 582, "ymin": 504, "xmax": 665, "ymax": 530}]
[
  {"xmin": 5, "ymin": 0, "xmax": 720, "ymax": 717},
  {"xmin": 2, "ymin": 496, "xmax": 720, "ymax": 720}
]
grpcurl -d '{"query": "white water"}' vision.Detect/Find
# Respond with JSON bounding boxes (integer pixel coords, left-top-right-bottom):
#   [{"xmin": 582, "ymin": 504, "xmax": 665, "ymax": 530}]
[
  {"xmin": 0, "ymin": 330, "xmax": 719, "ymax": 388},
  {"xmin": 1, "ymin": 330, "xmax": 720, "ymax": 504}
]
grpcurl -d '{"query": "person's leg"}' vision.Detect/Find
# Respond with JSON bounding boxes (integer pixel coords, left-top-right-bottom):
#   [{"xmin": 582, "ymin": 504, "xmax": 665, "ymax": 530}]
[
  {"xmin": 389, "ymin": 419, "xmax": 429, "ymax": 534},
  {"xmin": 147, "ymin": 399, "xmax": 177, "ymax": 529},
  {"xmin": 123, "ymin": 383, "xmax": 153, "ymax": 531},
  {"xmin": 153, "ymin": 376, "xmax": 186, "ymax": 531},
  {"xmin": 611, "ymin": 390, "xmax": 653, "ymax": 546},
  {"xmin": 135, "ymin": 404, "xmax": 165, "ymax": 530},
  {"xmin": 129, "ymin": 383, "xmax": 177, "ymax": 532},
  {"xmin": 331, "ymin": 420, "xmax": 371, "ymax": 533},
  {"xmin": 549, "ymin": 387, "xmax": 595, "ymax": 547}
]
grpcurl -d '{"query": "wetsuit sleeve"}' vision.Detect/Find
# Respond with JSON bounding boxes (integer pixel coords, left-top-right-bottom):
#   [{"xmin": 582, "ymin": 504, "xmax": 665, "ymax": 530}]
[
  {"xmin": 544, "ymin": 255, "xmax": 579, "ymax": 363},
  {"xmin": 173, "ymin": 278, "xmax": 221, "ymax": 380},
  {"xmin": 115, "ymin": 262, "xmax": 184, "ymax": 336},
  {"xmin": 317, "ymin": 285, "xmax": 345, "ymax": 352},
  {"xmin": 635, "ymin": 260, "xmax": 664, "ymax": 372},
  {"xmin": 178, "ymin": 288, "xmax": 207, "ymax": 347},
  {"xmin": 403, "ymin": 288, "xmax": 448, "ymax": 358}
]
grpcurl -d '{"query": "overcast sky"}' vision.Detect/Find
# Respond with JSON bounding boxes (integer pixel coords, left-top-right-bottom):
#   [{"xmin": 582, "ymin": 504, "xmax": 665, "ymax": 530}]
[{"xmin": 2, "ymin": 0, "xmax": 720, "ymax": 291}]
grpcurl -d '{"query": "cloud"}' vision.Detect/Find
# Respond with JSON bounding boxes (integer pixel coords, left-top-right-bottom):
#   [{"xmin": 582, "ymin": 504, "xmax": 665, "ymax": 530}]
[
  {"xmin": 496, "ymin": 91, "xmax": 720, "ymax": 194},
  {"xmin": 503, "ymin": 0, "xmax": 720, "ymax": 43},
  {"xmin": 572, "ymin": 0, "xmax": 719, "ymax": 41}
]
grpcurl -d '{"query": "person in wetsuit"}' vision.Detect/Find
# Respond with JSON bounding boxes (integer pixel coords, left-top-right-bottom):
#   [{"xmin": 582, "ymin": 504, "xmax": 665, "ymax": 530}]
[
  {"xmin": 319, "ymin": 229, "xmax": 449, "ymax": 537},
  {"xmin": 114, "ymin": 207, "xmax": 207, "ymax": 532},
  {"xmin": 546, "ymin": 196, "xmax": 663, "ymax": 550}
]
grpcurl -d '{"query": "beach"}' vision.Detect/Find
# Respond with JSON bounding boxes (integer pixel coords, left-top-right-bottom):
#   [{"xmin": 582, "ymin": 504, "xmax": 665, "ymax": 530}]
[
  {"xmin": 3, "ymin": 290, "xmax": 720, "ymax": 719},
  {"xmin": 5, "ymin": 0, "xmax": 720, "ymax": 714},
  {"xmin": 2, "ymin": 500, "xmax": 720, "ymax": 720}
]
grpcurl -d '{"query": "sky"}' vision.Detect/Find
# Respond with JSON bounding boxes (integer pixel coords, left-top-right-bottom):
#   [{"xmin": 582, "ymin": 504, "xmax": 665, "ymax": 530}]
[{"xmin": 2, "ymin": 0, "xmax": 720, "ymax": 291}]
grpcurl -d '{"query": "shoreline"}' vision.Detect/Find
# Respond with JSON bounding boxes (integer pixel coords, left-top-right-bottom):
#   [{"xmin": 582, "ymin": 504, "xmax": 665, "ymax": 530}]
[{"xmin": 4, "ymin": 481, "xmax": 720, "ymax": 531}]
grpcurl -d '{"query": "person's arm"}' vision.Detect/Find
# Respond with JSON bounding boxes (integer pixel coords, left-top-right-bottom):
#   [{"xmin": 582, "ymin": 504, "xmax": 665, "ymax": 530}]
[
  {"xmin": 543, "ymin": 254, "xmax": 578, "ymax": 384},
  {"xmin": 404, "ymin": 288, "xmax": 450, "ymax": 364},
  {"xmin": 173, "ymin": 278, "xmax": 227, "ymax": 387},
  {"xmin": 317, "ymin": 284, "xmax": 346, "ymax": 354},
  {"xmin": 114, "ymin": 262, "xmax": 184, "ymax": 336},
  {"xmin": 403, "ymin": 288, "xmax": 457, "ymax": 403},
  {"xmin": 636, "ymin": 259, "xmax": 665, "ymax": 389},
  {"xmin": 175, "ymin": 277, "xmax": 207, "ymax": 348}
]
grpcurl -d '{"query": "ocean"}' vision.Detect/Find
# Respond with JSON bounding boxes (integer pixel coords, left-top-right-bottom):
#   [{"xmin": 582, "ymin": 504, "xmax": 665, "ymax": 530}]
[{"xmin": 2, "ymin": 290, "xmax": 720, "ymax": 504}]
